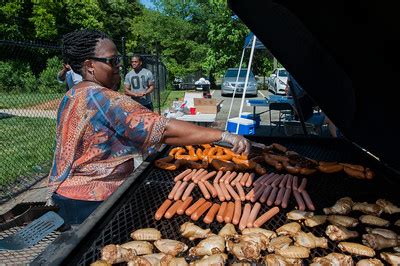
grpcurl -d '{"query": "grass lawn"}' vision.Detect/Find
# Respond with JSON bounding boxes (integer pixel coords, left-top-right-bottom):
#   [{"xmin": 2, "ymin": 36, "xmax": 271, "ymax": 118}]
[
  {"xmin": 0, "ymin": 93, "xmax": 64, "ymax": 109},
  {"xmin": 0, "ymin": 116, "xmax": 56, "ymax": 187},
  {"xmin": 158, "ymin": 89, "xmax": 185, "ymax": 110}
]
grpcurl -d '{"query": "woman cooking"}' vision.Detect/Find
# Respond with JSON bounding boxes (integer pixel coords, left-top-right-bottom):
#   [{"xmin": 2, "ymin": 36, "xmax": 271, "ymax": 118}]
[{"xmin": 48, "ymin": 29, "xmax": 252, "ymax": 225}]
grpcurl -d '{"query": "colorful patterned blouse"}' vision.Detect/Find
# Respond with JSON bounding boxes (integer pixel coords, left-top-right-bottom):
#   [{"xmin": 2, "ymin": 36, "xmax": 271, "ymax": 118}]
[{"xmin": 48, "ymin": 86, "xmax": 168, "ymax": 201}]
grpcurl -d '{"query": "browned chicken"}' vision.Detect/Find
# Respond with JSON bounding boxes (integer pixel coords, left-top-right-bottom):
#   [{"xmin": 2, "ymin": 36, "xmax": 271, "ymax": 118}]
[
  {"xmin": 356, "ymin": 258, "xmax": 384, "ymax": 266},
  {"xmin": 352, "ymin": 202, "xmax": 383, "ymax": 216},
  {"xmin": 376, "ymin": 199, "xmax": 400, "ymax": 214},
  {"xmin": 359, "ymin": 215, "xmax": 390, "ymax": 227},
  {"xmin": 327, "ymin": 215, "xmax": 358, "ymax": 227},
  {"xmin": 304, "ymin": 215, "xmax": 327, "ymax": 227},
  {"xmin": 264, "ymin": 254, "xmax": 302, "ymax": 266},
  {"xmin": 101, "ymin": 244, "xmax": 136, "ymax": 264},
  {"xmin": 276, "ymin": 222, "xmax": 301, "ymax": 236},
  {"xmin": 380, "ymin": 252, "xmax": 400, "ymax": 265},
  {"xmin": 218, "ymin": 223, "xmax": 237, "ymax": 239},
  {"xmin": 241, "ymin": 228, "xmax": 276, "ymax": 239},
  {"xmin": 188, "ymin": 235, "xmax": 225, "ymax": 256},
  {"xmin": 180, "ymin": 222, "xmax": 213, "ymax": 241},
  {"xmin": 323, "ymin": 197, "xmax": 353, "ymax": 215},
  {"xmin": 154, "ymin": 239, "xmax": 188, "ymax": 256},
  {"xmin": 362, "ymin": 233, "xmax": 398, "ymax": 250},
  {"xmin": 286, "ymin": 210, "xmax": 314, "ymax": 221},
  {"xmin": 325, "ymin": 224, "xmax": 359, "ymax": 241},
  {"xmin": 310, "ymin": 252, "xmax": 353, "ymax": 266},
  {"xmin": 90, "ymin": 260, "xmax": 112, "ymax": 266},
  {"xmin": 275, "ymin": 245, "xmax": 311, "ymax": 259},
  {"xmin": 338, "ymin": 242, "xmax": 375, "ymax": 257},
  {"xmin": 120, "ymin": 241, "xmax": 153, "ymax": 255},
  {"xmin": 293, "ymin": 231, "xmax": 328, "ymax": 249},
  {"xmin": 227, "ymin": 238, "xmax": 262, "ymax": 261},
  {"xmin": 130, "ymin": 228, "xmax": 162, "ymax": 241},
  {"xmin": 189, "ymin": 253, "xmax": 227, "ymax": 266},
  {"xmin": 365, "ymin": 227, "xmax": 398, "ymax": 239},
  {"xmin": 267, "ymin": 236, "xmax": 293, "ymax": 253}
]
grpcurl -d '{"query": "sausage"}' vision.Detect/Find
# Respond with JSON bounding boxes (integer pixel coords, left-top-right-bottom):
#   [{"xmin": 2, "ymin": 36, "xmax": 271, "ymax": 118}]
[
  {"xmin": 301, "ymin": 190, "xmax": 315, "ymax": 211},
  {"xmin": 185, "ymin": 198, "xmax": 206, "ymax": 216},
  {"xmin": 292, "ymin": 176, "xmax": 299, "ymax": 190},
  {"xmin": 264, "ymin": 155, "xmax": 283, "ymax": 170},
  {"xmin": 269, "ymin": 154, "xmax": 290, "ymax": 163},
  {"xmin": 224, "ymin": 202, "xmax": 235, "ymax": 223},
  {"xmin": 232, "ymin": 200, "xmax": 242, "ymax": 225},
  {"xmin": 317, "ymin": 164, "xmax": 343, "ymax": 173},
  {"xmin": 235, "ymin": 183, "xmax": 246, "ymax": 201},
  {"xmin": 259, "ymin": 186, "xmax": 272, "ymax": 203},
  {"xmin": 343, "ymin": 166, "xmax": 366, "ymax": 179},
  {"xmin": 299, "ymin": 167, "xmax": 317, "ymax": 175},
  {"xmin": 239, "ymin": 203, "xmax": 252, "ymax": 231},
  {"xmin": 278, "ymin": 174, "xmax": 288, "ymax": 188},
  {"xmin": 174, "ymin": 169, "xmax": 192, "ymax": 182},
  {"xmin": 169, "ymin": 147, "xmax": 183, "ymax": 156},
  {"xmin": 272, "ymin": 143, "xmax": 287, "ymax": 153},
  {"xmin": 264, "ymin": 174, "xmax": 278, "ymax": 186},
  {"xmin": 175, "ymin": 154, "xmax": 199, "ymax": 161},
  {"xmin": 297, "ymin": 178, "xmax": 307, "ymax": 193},
  {"xmin": 196, "ymin": 148, "xmax": 204, "ymax": 159},
  {"xmin": 201, "ymin": 171, "xmax": 217, "ymax": 182},
  {"xmin": 155, "ymin": 199, "xmax": 173, "ymax": 220},
  {"xmin": 198, "ymin": 181, "xmax": 211, "ymax": 199},
  {"xmin": 216, "ymin": 202, "xmax": 228, "ymax": 223},
  {"xmin": 204, "ymin": 181, "xmax": 217, "ymax": 198},
  {"xmin": 245, "ymin": 188, "xmax": 255, "ymax": 201},
  {"xmin": 231, "ymin": 172, "xmax": 243, "ymax": 186},
  {"xmin": 213, "ymin": 170, "xmax": 224, "ymax": 183},
  {"xmin": 245, "ymin": 173, "xmax": 255, "ymax": 187},
  {"xmin": 340, "ymin": 163, "xmax": 365, "ymax": 172},
  {"xmin": 193, "ymin": 170, "xmax": 208, "ymax": 183},
  {"xmin": 293, "ymin": 190, "xmax": 306, "ymax": 211},
  {"xmin": 365, "ymin": 168, "xmax": 375, "ymax": 179},
  {"xmin": 181, "ymin": 182, "xmax": 196, "ymax": 201},
  {"xmin": 225, "ymin": 184, "xmax": 240, "ymax": 201},
  {"xmin": 177, "ymin": 196, "xmax": 193, "ymax": 215},
  {"xmin": 281, "ymin": 188, "xmax": 292, "ymax": 208},
  {"xmin": 319, "ymin": 161, "xmax": 338, "ymax": 166},
  {"xmin": 246, "ymin": 202, "xmax": 261, "ymax": 228},
  {"xmin": 251, "ymin": 186, "xmax": 264, "ymax": 203},
  {"xmin": 165, "ymin": 200, "xmax": 183, "ymax": 219},
  {"xmin": 174, "ymin": 181, "xmax": 189, "ymax": 201},
  {"xmin": 231, "ymin": 157, "xmax": 255, "ymax": 168},
  {"xmin": 168, "ymin": 181, "xmax": 182, "ymax": 200},
  {"xmin": 183, "ymin": 169, "xmax": 197, "ymax": 182},
  {"xmin": 219, "ymin": 183, "xmax": 232, "ymax": 201},
  {"xmin": 219, "ymin": 171, "xmax": 231, "ymax": 183},
  {"xmin": 191, "ymin": 201, "xmax": 212, "ymax": 221},
  {"xmin": 214, "ymin": 182, "xmax": 226, "ymax": 202},
  {"xmin": 271, "ymin": 175, "xmax": 283, "ymax": 187},
  {"xmin": 155, "ymin": 161, "xmax": 178, "ymax": 171},
  {"xmin": 253, "ymin": 206, "xmax": 280, "ymax": 228},
  {"xmin": 240, "ymin": 172, "xmax": 250, "ymax": 186},
  {"xmin": 267, "ymin": 186, "xmax": 279, "ymax": 206},
  {"xmin": 274, "ymin": 186, "xmax": 286, "ymax": 206},
  {"xmin": 211, "ymin": 159, "xmax": 236, "ymax": 172},
  {"xmin": 203, "ymin": 203, "xmax": 220, "ymax": 224},
  {"xmin": 225, "ymin": 171, "xmax": 237, "ymax": 185},
  {"xmin": 283, "ymin": 161, "xmax": 301, "ymax": 174},
  {"xmin": 286, "ymin": 175, "xmax": 293, "ymax": 189},
  {"xmin": 191, "ymin": 168, "xmax": 205, "ymax": 182},
  {"xmin": 254, "ymin": 173, "xmax": 273, "ymax": 187},
  {"xmin": 254, "ymin": 163, "xmax": 267, "ymax": 175}
]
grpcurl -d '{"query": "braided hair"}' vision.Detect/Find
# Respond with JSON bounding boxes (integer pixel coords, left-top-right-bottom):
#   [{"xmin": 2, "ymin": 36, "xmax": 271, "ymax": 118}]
[{"xmin": 62, "ymin": 29, "xmax": 109, "ymax": 75}]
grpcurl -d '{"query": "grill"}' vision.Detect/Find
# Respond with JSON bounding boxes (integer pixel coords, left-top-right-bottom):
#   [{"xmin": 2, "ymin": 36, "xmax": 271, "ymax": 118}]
[{"xmin": 34, "ymin": 137, "xmax": 400, "ymax": 265}]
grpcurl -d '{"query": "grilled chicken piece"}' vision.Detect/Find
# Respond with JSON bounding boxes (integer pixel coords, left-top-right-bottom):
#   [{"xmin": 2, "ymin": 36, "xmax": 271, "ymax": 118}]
[
  {"xmin": 362, "ymin": 233, "xmax": 399, "ymax": 250},
  {"xmin": 380, "ymin": 252, "xmax": 400, "ymax": 265},
  {"xmin": 101, "ymin": 244, "xmax": 136, "ymax": 264},
  {"xmin": 293, "ymin": 231, "xmax": 328, "ymax": 249},
  {"xmin": 127, "ymin": 256, "xmax": 153, "ymax": 266},
  {"xmin": 325, "ymin": 224, "xmax": 359, "ymax": 241},
  {"xmin": 338, "ymin": 242, "xmax": 375, "ymax": 257},
  {"xmin": 323, "ymin": 197, "xmax": 353, "ymax": 215},
  {"xmin": 327, "ymin": 215, "xmax": 358, "ymax": 227},
  {"xmin": 264, "ymin": 254, "xmax": 302, "ymax": 266},
  {"xmin": 376, "ymin": 199, "xmax": 400, "ymax": 214},
  {"xmin": 90, "ymin": 260, "xmax": 112, "ymax": 266},
  {"xmin": 275, "ymin": 245, "xmax": 310, "ymax": 259},
  {"xmin": 352, "ymin": 202, "xmax": 383, "ymax": 216},
  {"xmin": 154, "ymin": 239, "xmax": 188, "ymax": 256},
  {"xmin": 168, "ymin": 257, "xmax": 188, "ymax": 266},
  {"xmin": 276, "ymin": 222, "xmax": 301, "ymax": 236},
  {"xmin": 287, "ymin": 210, "xmax": 314, "ymax": 220},
  {"xmin": 267, "ymin": 236, "xmax": 293, "ymax": 253},
  {"xmin": 136, "ymin": 253, "xmax": 174, "ymax": 266},
  {"xmin": 131, "ymin": 228, "xmax": 162, "ymax": 241},
  {"xmin": 239, "ymin": 233, "xmax": 269, "ymax": 250},
  {"xmin": 396, "ymin": 219, "xmax": 400, "ymax": 227},
  {"xmin": 356, "ymin": 258, "xmax": 384, "ymax": 266},
  {"xmin": 365, "ymin": 227, "xmax": 398, "ymax": 239},
  {"xmin": 393, "ymin": 246, "xmax": 400, "ymax": 252},
  {"xmin": 188, "ymin": 235, "xmax": 225, "ymax": 256},
  {"xmin": 227, "ymin": 238, "xmax": 262, "ymax": 261},
  {"xmin": 241, "ymin": 228, "xmax": 277, "ymax": 239},
  {"xmin": 359, "ymin": 215, "xmax": 390, "ymax": 227},
  {"xmin": 218, "ymin": 223, "xmax": 237, "ymax": 238},
  {"xmin": 120, "ymin": 241, "xmax": 153, "ymax": 255},
  {"xmin": 310, "ymin": 252, "xmax": 353, "ymax": 266},
  {"xmin": 304, "ymin": 215, "xmax": 327, "ymax": 227},
  {"xmin": 189, "ymin": 253, "xmax": 227, "ymax": 266},
  {"xmin": 180, "ymin": 222, "xmax": 213, "ymax": 241}
]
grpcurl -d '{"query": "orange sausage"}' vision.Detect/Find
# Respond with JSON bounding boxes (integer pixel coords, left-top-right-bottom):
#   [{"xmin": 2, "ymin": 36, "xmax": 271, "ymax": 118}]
[
  {"xmin": 239, "ymin": 203, "xmax": 252, "ymax": 231},
  {"xmin": 299, "ymin": 167, "xmax": 317, "ymax": 175},
  {"xmin": 253, "ymin": 206, "xmax": 280, "ymax": 227},
  {"xmin": 204, "ymin": 181, "xmax": 217, "ymax": 198},
  {"xmin": 232, "ymin": 200, "xmax": 242, "ymax": 225},
  {"xmin": 269, "ymin": 154, "xmax": 290, "ymax": 163},
  {"xmin": 191, "ymin": 201, "xmax": 212, "ymax": 221},
  {"xmin": 340, "ymin": 163, "xmax": 365, "ymax": 172},
  {"xmin": 174, "ymin": 169, "xmax": 192, "ymax": 182},
  {"xmin": 245, "ymin": 173, "xmax": 255, "ymax": 187},
  {"xmin": 283, "ymin": 161, "xmax": 301, "ymax": 174},
  {"xmin": 183, "ymin": 169, "xmax": 197, "ymax": 182},
  {"xmin": 155, "ymin": 199, "xmax": 173, "ymax": 220},
  {"xmin": 231, "ymin": 172, "xmax": 243, "ymax": 186},
  {"xmin": 219, "ymin": 171, "xmax": 231, "ymax": 183},
  {"xmin": 214, "ymin": 182, "xmax": 225, "ymax": 202},
  {"xmin": 213, "ymin": 171, "xmax": 224, "ymax": 183},
  {"xmin": 177, "ymin": 197, "xmax": 193, "ymax": 215},
  {"xmin": 193, "ymin": 170, "xmax": 209, "ymax": 184},
  {"xmin": 165, "ymin": 200, "xmax": 183, "ymax": 219},
  {"xmin": 224, "ymin": 202, "xmax": 235, "ymax": 223},
  {"xmin": 225, "ymin": 171, "xmax": 238, "ymax": 185},
  {"xmin": 319, "ymin": 161, "xmax": 338, "ymax": 166},
  {"xmin": 217, "ymin": 202, "xmax": 228, "ymax": 223},
  {"xmin": 175, "ymin": 154, "xmax": 199, "ymax": 161},
  {"xmin": 219, "ymin": 183, "xmax": 232, "ymax": 201},
  {"xmin": 317, "ymin": 164, "xmax": 343, "ymax": 173},
  {"xmin": 211, "ymin": 159, "xmax": 236, "ymax": 172},
  {"xmin": 196, "ymin": 148, "xmax": 203, "ymax": 159},
  {"xmin": 198, "ymin": 181, "xmax": 211, "ymax": 199},
  {"xmin": 235, "ymin": 183, "xmax": 246, "ymax": 201},
  {"xmin": 201, "ymin": 171, "xmax": 217, "ymax": 182},
  {"xmin": 203, "ymin": 203, "xmax": 220, "ymax": 224},
  {"xmin": 240, "ymin": 172, "xmax": 250, "ymax": 186},
  {"xmin": 191, "ymin": 168, "xmax": 205, "ymax": 182},
  {"xmin": 246, "ymin": 202, "xmax": 261, "ymax": 228},
  {"xmin": 168, "ymin": 181, "xmax": 182, "ymax": 200},
  {"xmin": 174, "ymin": 181, "xmax": 188, "ymax": 201},
  {"xmin": 181, "ymin": 182, "xmax": 196, "ymax": 201},
  {"xmin": 343, "ymin": 166, "xmax": 366, "ymax": 179},
  {"xmin": 185, "ymin": 198, "xmax": 206, "ymax": 216},
  {"xmin": 225, "ymin": 184, "xmax": 240, "ymax": 201},
  {"xmin": 245, "ymin": 188, "xmax": 255, "ymax": 201}
]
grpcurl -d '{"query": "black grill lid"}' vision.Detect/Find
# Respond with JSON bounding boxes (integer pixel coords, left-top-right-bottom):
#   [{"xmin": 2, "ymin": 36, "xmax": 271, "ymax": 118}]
[{"xmin": 228, "ymin": 0, "xmax": 399, "ymax": 173}]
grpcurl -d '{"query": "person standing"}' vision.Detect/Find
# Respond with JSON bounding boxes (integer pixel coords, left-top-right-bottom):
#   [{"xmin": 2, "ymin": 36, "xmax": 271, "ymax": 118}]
[
  {"xmin": 124, "ymin": 55, "xmax": 155, "ymax": 110},
  {"xmin": 57, "ymin": 63, "xmax": 82, "ymax": 90}
]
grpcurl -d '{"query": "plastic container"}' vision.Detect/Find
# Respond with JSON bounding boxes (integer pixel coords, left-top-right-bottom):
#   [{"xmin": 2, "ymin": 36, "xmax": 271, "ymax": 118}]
[
  {"xmin": 227, "ymin": 117, "xmax": 256, "ymax": 135},
  {"xmin": 240, "ymin": 112, "xmax": 261, "ymax": 127}
]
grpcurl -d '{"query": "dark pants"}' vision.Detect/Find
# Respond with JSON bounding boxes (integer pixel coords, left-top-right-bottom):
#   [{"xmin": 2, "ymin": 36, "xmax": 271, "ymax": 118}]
[
  {"xmin": 142, "ymin": 102, "xmax": 153, "ymax": 111},
  {"xmin": 52, "ymin": 193, "xmax": 102, "ymax": 225}
]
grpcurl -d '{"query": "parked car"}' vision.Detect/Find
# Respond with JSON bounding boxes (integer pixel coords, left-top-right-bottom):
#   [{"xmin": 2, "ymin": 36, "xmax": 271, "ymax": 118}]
[
  {"xmin": 268, "ymin": 68, "xmax": 289, "ymax": 95},
  {"xmin": 221, "ymin": 68, "xmax": 258, "ymax": 97}
]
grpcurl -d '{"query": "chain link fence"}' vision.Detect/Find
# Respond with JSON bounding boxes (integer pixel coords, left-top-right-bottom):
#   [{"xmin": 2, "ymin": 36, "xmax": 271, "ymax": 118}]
[{"xmin": 0, "ymin": 38, "xmax": 167, "ymax": 203}]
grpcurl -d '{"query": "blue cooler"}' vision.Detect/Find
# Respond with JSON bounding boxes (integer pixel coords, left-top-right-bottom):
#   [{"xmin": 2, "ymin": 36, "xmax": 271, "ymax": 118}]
[
  {"xmin": 227, "ymin": 117, "xmax": 256, "ymax": 135},
  {"xmin": 240, "ymin": 112, "xmax": 261, "ymax": 127}
]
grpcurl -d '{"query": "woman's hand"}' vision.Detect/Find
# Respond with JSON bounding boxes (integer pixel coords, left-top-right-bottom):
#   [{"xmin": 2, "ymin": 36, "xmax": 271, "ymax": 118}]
[{"xmin": 220, "ymin": 131, "xmax": 251, "ymax": 155}]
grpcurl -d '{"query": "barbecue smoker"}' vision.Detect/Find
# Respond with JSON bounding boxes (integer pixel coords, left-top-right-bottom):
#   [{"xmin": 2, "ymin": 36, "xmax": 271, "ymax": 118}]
[{"xmin": 34, "ymin": 0, "xmax": 400, "ymax": 265}]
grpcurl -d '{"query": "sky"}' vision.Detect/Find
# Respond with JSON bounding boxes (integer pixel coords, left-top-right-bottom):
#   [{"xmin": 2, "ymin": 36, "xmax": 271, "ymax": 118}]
[{"xmin": 140, "ymin": 0, "xmax": 156, "ymax": 10}]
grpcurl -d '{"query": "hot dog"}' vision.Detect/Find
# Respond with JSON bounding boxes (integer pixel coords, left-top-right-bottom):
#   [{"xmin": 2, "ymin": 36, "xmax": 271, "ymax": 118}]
[
  {"xmin": 263, "ymin": 174, "xmax": 278, "ymax": 187},
  {"xmin": 198, "ymin": 181, "xmax": 211, "ymax": 199},
  {"xmin": 224, "ymin": 202, "xmax": 235, "ymax": 223},
  {"xmin": 168, "ymin": 181, "xmax": 182, "ymax": 200},
  {"xmin": 232, "ymin": 200, "xmax": 242, "ymax": 225},
  {"xmin": 259, "ymin": 186, "xmax": 272, "ymax": 203},
  {"xmin": 245, "ymin": 188, "xmax": 255, "ymax": 201},
  {"xmin": 225, "ymin": 184, "xmax": 240, "ymax": 201},
  {"xmin": 204, "ymin": 181, "xmax": 217, "ymax": 198},
  {"xmin": 219, "ymin": 183, "xmax": 232, "ymax": 201},
  {"xmin": 213, "ymin": 170, "xmax": 224, "ymax": 183},
  {"xmin": 214, "ymin": 182, "xmax": 225, "ymax": 202},
  {"xmin": 231, "ymin": 172, "xmax": 243, "ymax": 186},
  {"xmin": 174, "ymin": 181, "xmax": 188, "ymax": 201},
  {"xmin": 174, "ymin": 169, "xmax": 192, "ymax": 182},
  {"xmin": 240, "ymin": 172, "xmax": 250, "ymax": 186},
  {"xmin": 254, "ymin": 173, "xmax": 273, "ymax": 187},
  {"xmin": 191, "ymin": 201, "xmax": 212, "ymax": 221},
  {"xmin": 279, "ymin": 175, "xmax": 288, "ymax": 188},
  {"xmin": 203, "ymin": 203, "xmax": 220, "ymax": 224},
  {"xmin": 239, "ymin": 203, "xmax": 251, "ymax": 231},
  {"xmin": 286, "ymin": 175, "xmax": 293, "ymax": 189},
  {"xmin": 251, "ymin": 186, "xmax": 264, "ymax": 203},
  {"xmin": 301, "ymin": 190, "xmax": 315, "ymax": 211},
  {"xmin": 297, "ymin": 178, "xmax": 307, "ymax": 193},
  {"xmin": 201, "ymin": 171, "xmax": 217, "ymax": 182},
  {"xmin": 177, "ymin": 197, "xmax": 193, "ymax": 215},
  {"xmin": 267, "ymin": 186, "xmax": 279, "ymax": 206},
  {"xmin": 245, "ymin": 173, "xmax": 255, "ymax": 187},
  {"xmin": 281, "ymin": 188, "xmax": 291, "ymax": 208},
  {"xmin": 293, "ymin": 190, "xmax": 306, "ymax": 211},
  {"xmin": 217, "ymin": 202, "xmax": 228, "ymax": 223},
  {"xmin": 219, "ymin": 171, "xmax": 231, "ymax": 183},
  {"xmin": 246, "ymin": 202, "xmax": 261, "ymax": 228},
  {"xmin": 253, "ymin": 206, "xmax": 280, "ymax": 228},
  {"xmin": 274, "ymin": 186, "xmax": 286, "ymax": 206},
  {"xmin": 183, "ymin": 169, "xmax": 197, "ymax": 182},
  {"xmin": 155, "ymin": 199, "xmax": 173, "ymax": 220},
  {"xmin": 193, "ymin": 170, "xmax": 208, "ymax": 183},
  {"xmin": 165, "ymin": 200, "xmax": 183, "ymax": 219},
  {"xmin": 181, "ymin": 182, "xmax": 195, "ymax": 201},
  {"xmin": 292, "ymin": 176, "xmax": 299, "ymax": 190},
  {"xmin": 343, "ymin": 166, "xmax": 366, "ymax": 179},
  {"xmin": 185, "ymin": 198, "xmax": 206, "ymax": 216},
  {"xmin": 191, "ymin": 168, "xmax": 205, "ymax": 182},
  {"xmin": 225, "ymin": 171, "xmax": 237, "ymax": 185},
  {"xmin": 317, "ymin": 164, "xmax": 343, "ymax": 173},
  {"xmin": 271, "ymin": 175, "xmax": 283, "ymax": 187},
  {"xmin": 235, "ymin": 183, "xmax": 246, "ymax": 201}
]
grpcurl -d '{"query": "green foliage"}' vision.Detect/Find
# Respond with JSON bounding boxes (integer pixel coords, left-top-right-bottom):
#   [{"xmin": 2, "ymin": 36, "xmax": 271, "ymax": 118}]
[
  {"xmin": 38, "ymin": 56, "xmax": 65, "ymax": 93},
  {"xmin": 0, "ymin": 61, "xmax": 37, "ymax": 93},
  {"xmin": 0, "ymin": 0, "xmax": 35, "ymax": 40},
  {"xmin": 29, "ymin": 1, "xmax": 61, "ymax": 39},
  {"xmin": 65, "ymin": 0, "xmax": 105, "ymax": 30}
]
